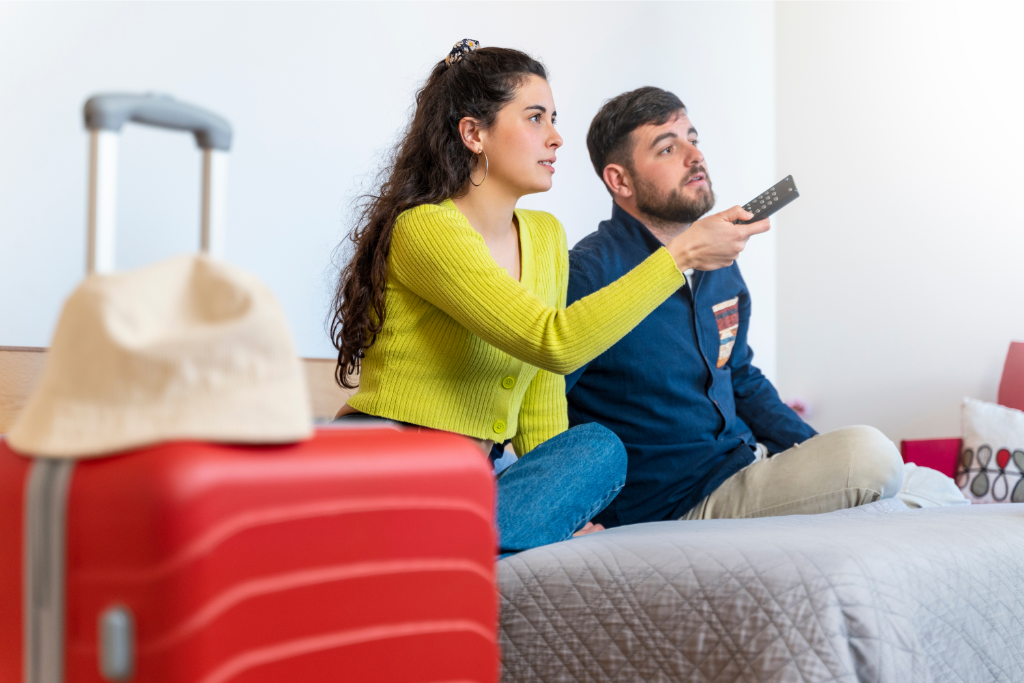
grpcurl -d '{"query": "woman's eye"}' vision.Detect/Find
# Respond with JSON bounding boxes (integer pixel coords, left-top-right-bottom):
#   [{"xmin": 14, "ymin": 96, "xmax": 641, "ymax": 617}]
[{"xmin": 530, "ymin": 114, "xmax": 540, "ymax": 123}]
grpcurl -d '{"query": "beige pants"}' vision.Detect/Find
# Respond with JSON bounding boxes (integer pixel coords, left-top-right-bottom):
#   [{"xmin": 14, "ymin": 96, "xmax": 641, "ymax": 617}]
[{"xmin": 681, "ymin": 425, "xmax": 904, "ymax": 520}]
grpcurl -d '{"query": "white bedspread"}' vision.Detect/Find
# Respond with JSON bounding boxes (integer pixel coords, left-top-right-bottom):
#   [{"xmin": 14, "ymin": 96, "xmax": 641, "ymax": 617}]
[{"xmin": 498, "ymin": 500, "xmax": 1024, "ymax": 682}]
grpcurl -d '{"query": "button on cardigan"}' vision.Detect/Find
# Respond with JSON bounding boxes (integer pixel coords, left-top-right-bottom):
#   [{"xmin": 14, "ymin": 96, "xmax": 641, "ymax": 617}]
[{"xmin": 347, "ymin": 199, "xmax": 686, "ymax": 455}]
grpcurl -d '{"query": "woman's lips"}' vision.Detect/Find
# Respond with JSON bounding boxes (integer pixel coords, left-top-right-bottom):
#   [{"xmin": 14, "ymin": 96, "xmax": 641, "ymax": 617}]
[{"xmin": 539, "ymin": 159, "xmax": 556, "ymax": 173}]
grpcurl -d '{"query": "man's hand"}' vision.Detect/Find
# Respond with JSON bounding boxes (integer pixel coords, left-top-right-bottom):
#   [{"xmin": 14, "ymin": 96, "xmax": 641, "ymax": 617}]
[{"xmin": 667, "ymin": 206, "xmax": 770, "ymax": 272}]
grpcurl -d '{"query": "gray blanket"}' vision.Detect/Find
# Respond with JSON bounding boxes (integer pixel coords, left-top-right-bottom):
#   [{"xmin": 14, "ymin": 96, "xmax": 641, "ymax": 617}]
[{"xmin": 499, "ymin": 500, "xmax": 1024, "ymax": 682}]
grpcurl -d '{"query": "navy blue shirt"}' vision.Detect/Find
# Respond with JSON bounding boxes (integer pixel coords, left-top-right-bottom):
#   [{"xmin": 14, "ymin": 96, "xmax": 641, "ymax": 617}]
[{"xmin": 566, "ymin": 204, "xmax": 816, "ymax": 526}]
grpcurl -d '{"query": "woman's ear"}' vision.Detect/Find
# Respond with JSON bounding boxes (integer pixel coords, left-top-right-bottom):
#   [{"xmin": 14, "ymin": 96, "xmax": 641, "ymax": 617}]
[
  {"xmin": 458, "ymin": 117, "xmax": 485, "ymax": 154},
  {"xmin": 603, "ymin": 164, "xmax": 633, "ymax": 199}
]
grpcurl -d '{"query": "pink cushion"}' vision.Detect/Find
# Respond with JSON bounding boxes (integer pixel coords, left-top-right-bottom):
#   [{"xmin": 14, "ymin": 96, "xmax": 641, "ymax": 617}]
[{"xmin": 900, "ymin": 438, "xmax": 961, "ymax": 478}]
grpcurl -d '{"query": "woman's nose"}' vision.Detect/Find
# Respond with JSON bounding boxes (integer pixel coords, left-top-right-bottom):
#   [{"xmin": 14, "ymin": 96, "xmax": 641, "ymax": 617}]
[{"xmin": 549, "ymin": 128, "xmax": 563, "ymax": 149}]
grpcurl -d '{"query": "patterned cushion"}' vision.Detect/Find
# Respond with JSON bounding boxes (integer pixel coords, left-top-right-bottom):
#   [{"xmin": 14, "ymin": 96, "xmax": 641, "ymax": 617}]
[{"xmin": 956, "ymin": 397, "xmax": 1024, "ymax": 503}]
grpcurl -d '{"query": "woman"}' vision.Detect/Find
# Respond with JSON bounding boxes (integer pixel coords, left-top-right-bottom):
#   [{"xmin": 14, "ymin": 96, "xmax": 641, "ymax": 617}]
[{"xmin": 331, "ymin": 40, "xmax": 765, "ymax": 553}]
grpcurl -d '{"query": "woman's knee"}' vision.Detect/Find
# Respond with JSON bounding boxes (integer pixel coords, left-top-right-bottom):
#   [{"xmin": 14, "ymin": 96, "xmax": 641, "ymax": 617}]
[
  {"xmin": 840, "ymin": 425, "xmax": 904, "ymax": 499},
  {"xmin": 568, "ymin": 422, "xmax": 627, "ymax": 487}
]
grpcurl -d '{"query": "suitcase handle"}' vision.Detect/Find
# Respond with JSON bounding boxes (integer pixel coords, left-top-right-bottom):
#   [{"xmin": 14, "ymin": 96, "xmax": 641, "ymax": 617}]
[
  {"xmin": 84, "ymin": 93, "xmax": 232, "ymax": 151},
  {"xmin": 84, "ymin": 93, "xmax": 232, "ymax": 273}
]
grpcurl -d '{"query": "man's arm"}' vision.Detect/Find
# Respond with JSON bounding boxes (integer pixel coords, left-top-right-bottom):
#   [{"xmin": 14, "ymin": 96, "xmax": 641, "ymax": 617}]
[{"xmin": 730, "ymin": 284, "xmax": 817, "ymax": 453}]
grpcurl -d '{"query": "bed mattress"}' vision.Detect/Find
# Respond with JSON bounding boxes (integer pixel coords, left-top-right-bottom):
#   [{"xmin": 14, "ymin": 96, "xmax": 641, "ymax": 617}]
[{"xmin": 498, "ymin": 500, "xmax": 1024, "ymax": 682}]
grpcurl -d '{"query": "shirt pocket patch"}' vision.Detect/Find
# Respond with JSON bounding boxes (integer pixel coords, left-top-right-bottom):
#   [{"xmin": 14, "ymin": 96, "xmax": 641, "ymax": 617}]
[{"xmin": 712, "ymin": 297, "xmax": 739, "ymax": 368}]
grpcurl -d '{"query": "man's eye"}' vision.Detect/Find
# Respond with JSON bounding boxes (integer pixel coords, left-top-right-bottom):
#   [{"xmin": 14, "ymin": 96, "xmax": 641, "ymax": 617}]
[
  {"xmin": 660, "ymin": 146, "xmax": 673, "ymax": 155},
  {"xmin": 690, "ymin": 139, "xmax": 701, "ymax": 147}
]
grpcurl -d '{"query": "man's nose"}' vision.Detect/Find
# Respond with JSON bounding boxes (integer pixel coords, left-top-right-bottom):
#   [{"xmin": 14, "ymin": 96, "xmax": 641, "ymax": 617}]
[{"xmin": 685, "ymin": 142, "xmax": 703, "ymax": 166}]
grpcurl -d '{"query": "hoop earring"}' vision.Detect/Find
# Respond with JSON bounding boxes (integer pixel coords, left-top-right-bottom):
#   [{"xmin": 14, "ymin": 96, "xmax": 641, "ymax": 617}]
[{"xmin": 470, "ymin": 151, "xmax": 488, "ymax": 187}]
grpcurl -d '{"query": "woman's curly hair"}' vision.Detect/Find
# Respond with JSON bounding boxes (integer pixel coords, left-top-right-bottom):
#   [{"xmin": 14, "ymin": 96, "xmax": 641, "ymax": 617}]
[{"xmin": 329, "ymin": 46, "xmax": 547, "ymax": 388}]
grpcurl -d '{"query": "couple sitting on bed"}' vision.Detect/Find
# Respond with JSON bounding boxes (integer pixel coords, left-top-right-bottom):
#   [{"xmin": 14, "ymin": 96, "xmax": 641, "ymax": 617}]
[{"xmin": 331, "ymin": 40, "xmax": 904, "ymax": 553}]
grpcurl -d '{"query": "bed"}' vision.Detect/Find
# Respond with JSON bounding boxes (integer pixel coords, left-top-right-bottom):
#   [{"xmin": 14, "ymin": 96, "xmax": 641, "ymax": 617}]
[{"xmin": 498, "ymin": 500, "xmax": 1024, "ymax": 682}]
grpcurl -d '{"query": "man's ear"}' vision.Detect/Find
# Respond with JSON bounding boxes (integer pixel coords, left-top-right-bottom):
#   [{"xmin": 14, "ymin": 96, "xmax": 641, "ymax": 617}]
[
  {"xmin": 458, "ymin": 117, "xmax": 485, "ymax": 153},
  {"xmin": 603, "ymin": 163, "xmax": 634, "ymax": 199}
]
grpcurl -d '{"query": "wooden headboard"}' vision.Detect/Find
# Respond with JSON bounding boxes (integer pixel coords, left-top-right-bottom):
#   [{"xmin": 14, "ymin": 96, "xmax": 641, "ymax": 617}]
[{"xmin": 0, "ymin": 346, "xmax": 357, "ymax": 434}]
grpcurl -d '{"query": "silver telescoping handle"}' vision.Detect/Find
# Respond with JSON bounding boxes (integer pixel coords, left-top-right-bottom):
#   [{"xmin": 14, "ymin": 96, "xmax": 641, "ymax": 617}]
[{"xmin": 83, "ymin": 93, "xmax": 233, "ymax": 274}]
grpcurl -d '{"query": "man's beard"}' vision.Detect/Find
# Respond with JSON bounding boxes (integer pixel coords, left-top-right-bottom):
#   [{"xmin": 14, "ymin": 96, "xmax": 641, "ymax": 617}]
[{"xmin": 633, "ymin": 167, "xmax": 716, "ymax": 225}]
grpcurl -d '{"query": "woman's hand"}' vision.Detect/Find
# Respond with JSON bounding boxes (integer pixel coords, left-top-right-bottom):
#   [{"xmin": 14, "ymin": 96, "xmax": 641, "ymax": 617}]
[{"xmin": 667, "ymin": 206, "xmax": 771, "ymax": 272}]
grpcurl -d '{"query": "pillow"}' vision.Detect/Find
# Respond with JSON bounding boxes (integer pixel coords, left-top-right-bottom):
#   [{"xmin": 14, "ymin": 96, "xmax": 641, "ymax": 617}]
[
  {"xmin": 957, "ymin": 397, "xmax": 1024, "ymax": 503},
  {"xmin": 898, "ymin": 462, "xmax": 969, "ymax": 508}
]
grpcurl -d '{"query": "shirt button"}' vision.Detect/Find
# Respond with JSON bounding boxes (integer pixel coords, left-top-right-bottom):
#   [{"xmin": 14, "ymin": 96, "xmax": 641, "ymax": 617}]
[
  {"xmin": 493, "ymin": 420, "xmax": 506, "ymax": 434},
  {"xmin": 502, "ymin": 376, "xmax": 515, "ymax": 390}
]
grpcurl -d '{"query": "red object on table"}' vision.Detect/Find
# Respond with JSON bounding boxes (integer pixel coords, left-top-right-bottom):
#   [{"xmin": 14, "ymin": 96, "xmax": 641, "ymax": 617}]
[
  {"xmin": 0, "ymin": 427, "xmax": 497, "ymax": 683},
  {"xmin": 901, "ymin": 341, "xmax": 1024, "ymax": 478}
]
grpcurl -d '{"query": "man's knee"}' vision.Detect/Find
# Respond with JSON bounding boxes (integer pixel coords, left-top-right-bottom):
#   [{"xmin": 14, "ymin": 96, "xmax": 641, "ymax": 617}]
[{"xmin": 839, "ymin": 425, "xmax": 904, "ymax": 499}]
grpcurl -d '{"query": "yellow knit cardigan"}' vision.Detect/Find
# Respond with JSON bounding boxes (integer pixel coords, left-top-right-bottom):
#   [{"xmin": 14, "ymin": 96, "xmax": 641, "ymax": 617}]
[{"xmin": 347, "ymin": 199, "xmax": 685, "ymax": 454}]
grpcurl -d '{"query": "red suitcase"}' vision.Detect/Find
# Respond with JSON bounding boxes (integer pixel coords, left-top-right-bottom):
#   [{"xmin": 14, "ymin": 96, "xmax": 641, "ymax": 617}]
[{"xmin": 0, "ymin": 426, "xmax": 497, "ymax": 683}]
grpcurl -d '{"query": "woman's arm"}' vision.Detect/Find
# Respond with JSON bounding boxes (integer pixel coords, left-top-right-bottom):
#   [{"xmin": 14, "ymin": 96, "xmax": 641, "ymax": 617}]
[{"xmin": 390, "ymin": 205, "xmax": 683, "ymax": 375}]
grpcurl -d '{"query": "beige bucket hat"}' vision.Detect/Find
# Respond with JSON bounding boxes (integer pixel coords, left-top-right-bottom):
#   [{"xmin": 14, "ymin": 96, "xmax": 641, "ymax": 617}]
[{"xmin": 7, "ymin": 254, "xmax": 313, "ymax": 458}]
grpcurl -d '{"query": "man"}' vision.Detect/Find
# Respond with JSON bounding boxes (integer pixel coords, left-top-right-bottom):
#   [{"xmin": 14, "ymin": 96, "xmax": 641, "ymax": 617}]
[{"xmin": 566, "ymin": 87, "xmax": 904, "ymax": 526}]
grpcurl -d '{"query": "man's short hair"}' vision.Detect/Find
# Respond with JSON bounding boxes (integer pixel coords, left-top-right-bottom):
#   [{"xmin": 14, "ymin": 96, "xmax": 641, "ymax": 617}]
[{"xmin": 586, "ymin": 87, "xmax": 686, "ymax": 194}]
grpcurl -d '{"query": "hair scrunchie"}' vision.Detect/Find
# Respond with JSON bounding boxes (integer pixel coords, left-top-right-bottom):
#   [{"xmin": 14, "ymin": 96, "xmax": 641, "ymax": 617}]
[{"xmin": 445, "ymin": 39, "xmax": 481, "ymax": 67}]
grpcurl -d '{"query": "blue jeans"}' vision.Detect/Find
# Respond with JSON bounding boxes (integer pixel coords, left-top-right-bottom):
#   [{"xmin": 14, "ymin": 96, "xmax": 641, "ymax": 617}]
[
  {"xmin": 495, "ymin": 423, "xmax": 626, "ymax": 553},
  {"xmin": 332, "ymin": 415, "xmax": 626, "ymax": 554}
]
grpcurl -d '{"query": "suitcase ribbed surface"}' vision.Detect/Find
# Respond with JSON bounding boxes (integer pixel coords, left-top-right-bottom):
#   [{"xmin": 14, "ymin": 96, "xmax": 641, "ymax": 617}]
[{"xmin": 1, "ymin": 427, "xmax": 497, "ymax": 683}]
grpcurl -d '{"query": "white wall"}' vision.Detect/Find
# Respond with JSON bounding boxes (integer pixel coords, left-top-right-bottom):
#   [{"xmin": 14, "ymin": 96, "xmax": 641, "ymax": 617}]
[
  {"xmin": 776, "ymin": 2, "xmax": 1024, "ymax": 442},
  {"xmin": 0, "ymin": 1, "xmax": 777, "ymax": 376}
]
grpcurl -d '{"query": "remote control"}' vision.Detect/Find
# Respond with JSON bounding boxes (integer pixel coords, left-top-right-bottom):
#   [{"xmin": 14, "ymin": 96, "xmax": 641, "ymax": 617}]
[{"xmin": 736, "ymin": 176, "xmax": 799, "ymax": 224}]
